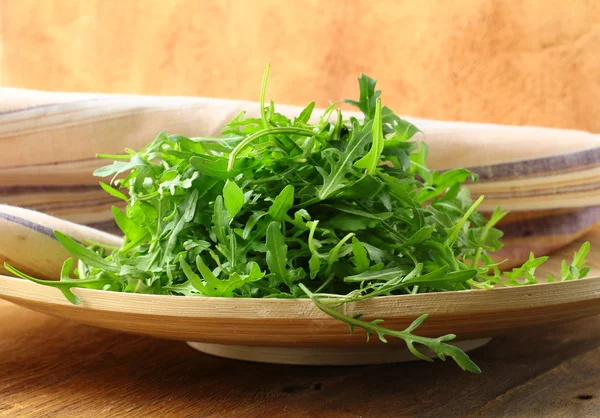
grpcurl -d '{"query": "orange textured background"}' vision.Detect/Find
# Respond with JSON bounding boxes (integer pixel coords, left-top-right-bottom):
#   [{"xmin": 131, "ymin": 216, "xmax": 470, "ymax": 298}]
[{"xmin": 0, "ymin": 0, "xmax": 599, "ymax": 131}]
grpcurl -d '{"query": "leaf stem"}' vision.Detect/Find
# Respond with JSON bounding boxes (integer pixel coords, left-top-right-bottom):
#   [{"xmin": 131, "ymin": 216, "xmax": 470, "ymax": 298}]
[
  {"xmin": 260, "ymin": 64, "xmax": 271, "ymax": 129},
  {"xmin": 227, "ymin": 127, "xmax": 317, "ymax": 171},
  {"xmin": 96, "ymin": 153, "xmax": 132, "ymax": 161},
  {"xmin": 299, "ymin": 283, "xmax": 481, "ymax": 373},
  {"xmin": 446, "ymin": 195, "xmax": 485, "ymax": 246}
]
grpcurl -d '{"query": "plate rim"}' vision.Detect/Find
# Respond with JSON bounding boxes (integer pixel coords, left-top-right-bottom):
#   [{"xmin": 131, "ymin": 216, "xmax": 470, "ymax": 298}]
[{"xmin": 1, "ymin": 273, "xmax": 599, "ymax": 320}]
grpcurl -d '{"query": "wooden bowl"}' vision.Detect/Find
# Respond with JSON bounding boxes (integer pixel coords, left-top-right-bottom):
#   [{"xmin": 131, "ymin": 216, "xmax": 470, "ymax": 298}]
[
  {"xmin": 1, "ymin": 273, "xmax": 599, "ymax": 365},
  {"xmin": 1, "ymin": 205, "xmax": 600, "ymax": 365}
]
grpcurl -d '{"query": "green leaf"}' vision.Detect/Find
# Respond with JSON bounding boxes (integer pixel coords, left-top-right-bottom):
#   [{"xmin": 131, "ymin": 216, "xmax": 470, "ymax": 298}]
[
  {"xmin": 307, "ymin": 220, "xmax": 321, "ymax": 279},
  {"xmin": 295, "ymin": 101, "xmax": 316, "ymax": 124},
  {"xmin": 338, "ymin": 175, "xmax": 384, "ymax": 200},
  {"xmin": 379, "ymin": 173, "xmax": 417, "ymax": 207},
  {"xmin": 4, "ymin": 259, "xmax": 120, "ymax": 305},
  {"xmin": 55, "ymin": 231, "xmax": 120, "ymax": 273},
  {"xmin": 417, "ymin": 169, "xmax": 473, "ymax": 203},
  {"xmin": 361, "ymin": 242, "xmax": 387, "ymax": 264},
  {"xmin": 318, "ymin": 101, "xmax": 340, "ymax": 124},
  {"xmin": 354, "ymin": 98, "xmax": 383, "ymax": 174},
  {"xmin": 409, "ymin": 142, "xmax": 432, "ymax": 183},
  {"xmin": 221, "ymin": 264, "xmax": 265, "ymax": 296},
  {"xmin": 242, "ymin": 211, "xmax": 267, "ymax": 239},
  {"xmin": 227, "ymin": 127, "xmax": 317, "ymax": 171},
  {"xmin": 351, "ymin": 237, "xmax": 370, "ymax": 273},
  {"xmin": 445, "ymin": 195, "xmax": 485, "ymax": 245},
  {"xmin": 572, "ymin": 241, "xmax": 590, "ymax": 268},
  {"xmin": 191, "ymin": 155, "xmax": 258, "ymax": 179},
  {"xmin": 268, "ymin": 185, "xmax": 295, "ymax": 220},
  {"xmin": 345, "ymin": 267, "xmax": 410, "ymax": 283},
  {"xmin": 100, "ymin": 182, "xmax": 128, "ymax": 201},
  {"xmin": 196, "ymin": 255, "xmax": 227, "ymax": 294},
  {"xmin": 302, "ymin": 285, "xmax": 481, "ymax": 373},
  {"xmin": 180, "ymin": 257, "xmax": 215, "ymax": 296},
  {"xmin": 111, "ymin": 206, "xmax": 148, "ymax": 245},
  {"xmin": 329, "ymin": 109, "xmax": 343, "ymax": 141},
  {"xmin": 223, "ymin": 180, "xmax": 245, "ymax": 218},
  {"xmin": 324, "ymin": 214, "xmax": 385, "ymax": 231},
  {"xmin": 317, "ymin": 120, "xmax": 374, "ymax": 200},
  {"xmin": 159, "ymin": 172, "xmax": 198, "ymax": 196},
  {"xmin": 324, "ymin": 204, "xmax": 393, "ymax": 221},
  {"xmin": 163, "ymin": 189, "xmax": 199, "ymax": 263},
  {"xmin": 404, "ymin": 225, "xmax": 435, "ymax": 247},
  {"xmin": 560, "ymin": 260, "xmax": 569, "ymax": 281},
  {"xmin": 402, "ymin": 268, "xmax": 476, "ymax": 287},
  {"xmin": 344, "ymin": 73, "xmax": 380, "ymax": 120},
  {"xmin": 260, "ymin": 63, "xmax": 271, "ymax": 128},
  {"xmin": 327, "ymin": 233, "xmax": 354, "ymax": 273},
  {"xmin": 212, "ymin": 195, "xmax": 229, "ymax": 245},
  {"xmin": 309, "ymin": 255, "xmax": 321, "ymax": 280},
  {"xmin": 390, "ymin": 117, "xmax": 420, "ymax": 142},
  {"xmin": 266, "ymin": 221, "xmax": 289, "ymax": 285},
  {"xmin": 93, "ymin": 154, "xmax": 148, "ymax": 178},
  {"xmin": 9, "ymin": 261, "xmax": 85, "ymax": 303}
]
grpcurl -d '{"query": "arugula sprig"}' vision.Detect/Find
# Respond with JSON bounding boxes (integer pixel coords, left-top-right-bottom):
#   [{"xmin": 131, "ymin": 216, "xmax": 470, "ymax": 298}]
[
  {"xmin": 300, "ymin": 283, "xmax": 481, "ymax": 373},
  {"xmin": 5, "ymin": 68, "xmax": 591, "ymax": 373}
]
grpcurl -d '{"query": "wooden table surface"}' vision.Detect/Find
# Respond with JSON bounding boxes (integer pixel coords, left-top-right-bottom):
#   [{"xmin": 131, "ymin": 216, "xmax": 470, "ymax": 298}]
[{"xmin": 0, "ymin": 301, "xmax": 597, "ymax": 417}]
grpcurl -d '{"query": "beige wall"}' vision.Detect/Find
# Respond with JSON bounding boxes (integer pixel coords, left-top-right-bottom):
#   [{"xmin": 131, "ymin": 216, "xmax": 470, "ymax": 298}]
[{"xmin": 1, "ymin": 0, "xmax": 598, "ymax": 131}]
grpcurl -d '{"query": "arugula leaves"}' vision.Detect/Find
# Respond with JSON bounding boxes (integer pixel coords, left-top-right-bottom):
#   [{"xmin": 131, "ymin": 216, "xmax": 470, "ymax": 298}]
[
  {"xmin": 5, "ymin": 67, "xmax": 592, "ymax": 373},
  {"xmin": 317, "ymin": 120, "xmax": 374, "ymax": 199}
]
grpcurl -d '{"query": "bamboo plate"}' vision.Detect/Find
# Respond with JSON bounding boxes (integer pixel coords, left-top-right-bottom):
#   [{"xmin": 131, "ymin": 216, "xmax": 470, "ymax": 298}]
[{"xmin": 1, "ymin": 205, "xmax": 600, "ymax": 365}]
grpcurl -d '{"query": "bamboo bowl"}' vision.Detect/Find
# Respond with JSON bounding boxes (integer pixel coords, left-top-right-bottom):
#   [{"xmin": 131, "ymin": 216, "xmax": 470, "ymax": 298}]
[{"xmin": 1, "ymin": 205, "xmax": 600, "ymax": 365}]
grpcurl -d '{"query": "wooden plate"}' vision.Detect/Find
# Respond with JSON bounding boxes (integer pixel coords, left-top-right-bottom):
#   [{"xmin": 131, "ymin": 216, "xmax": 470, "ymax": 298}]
[
  {"xmin": 1, "ymin": 205, "xmax": 600, "ymax": 365},
  {"xmin": 1, "ymin": 272, "xmax": 599, "ymax": 345},
  {"xmin": 1, "ymin": 272, "xmax": 599, "ymax": 364}
]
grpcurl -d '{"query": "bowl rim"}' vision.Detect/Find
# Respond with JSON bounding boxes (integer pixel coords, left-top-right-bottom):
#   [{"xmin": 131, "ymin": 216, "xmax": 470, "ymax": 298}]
[{"xmin": 1, "ymin": 274, "xmax": 599, "ymax": 320}]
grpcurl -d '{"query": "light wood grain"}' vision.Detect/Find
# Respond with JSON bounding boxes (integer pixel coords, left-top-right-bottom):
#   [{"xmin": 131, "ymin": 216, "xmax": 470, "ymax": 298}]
[
  {"xmin": 2, "ymin": 94, "xmax": 599, "ymax": 217},
  {"xmin": 1, "ymin": 0, "xmax": 599, "ymax": 132},
  {"xmin": 1, "ymin": 272, "xmax": 598, "ymax": 347},
  {"xmin": 0, "ymin": 299, "xmax": 597, "ymax": 417},
  {"xmin": 0, "ymin": 204, "xmax": 122, "ymax": 280}
]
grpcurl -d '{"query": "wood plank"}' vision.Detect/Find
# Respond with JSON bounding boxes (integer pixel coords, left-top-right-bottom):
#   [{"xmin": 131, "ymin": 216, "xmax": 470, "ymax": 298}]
[{"xmin": 0, "ymin": 300, "xmax": 597, "ymax": 417}]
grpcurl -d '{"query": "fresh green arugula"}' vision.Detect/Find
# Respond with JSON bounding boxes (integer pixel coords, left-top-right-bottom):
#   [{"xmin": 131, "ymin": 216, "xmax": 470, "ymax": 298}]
[{"xmin": 5, "ymin": 68, "xmax": 592, "ymax": 374}]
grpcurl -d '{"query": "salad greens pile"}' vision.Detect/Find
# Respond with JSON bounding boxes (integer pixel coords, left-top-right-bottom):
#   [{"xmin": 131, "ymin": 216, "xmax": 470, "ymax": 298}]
[{"xmin": 5, "ymin": 65, "xmax": 591, "ymax": 373}]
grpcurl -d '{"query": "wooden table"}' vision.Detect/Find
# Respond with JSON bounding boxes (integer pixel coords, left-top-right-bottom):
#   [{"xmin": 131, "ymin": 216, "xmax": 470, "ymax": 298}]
[{"xmin": 0, "ymin": 301, "xmax": 597, "ymax": 417}]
